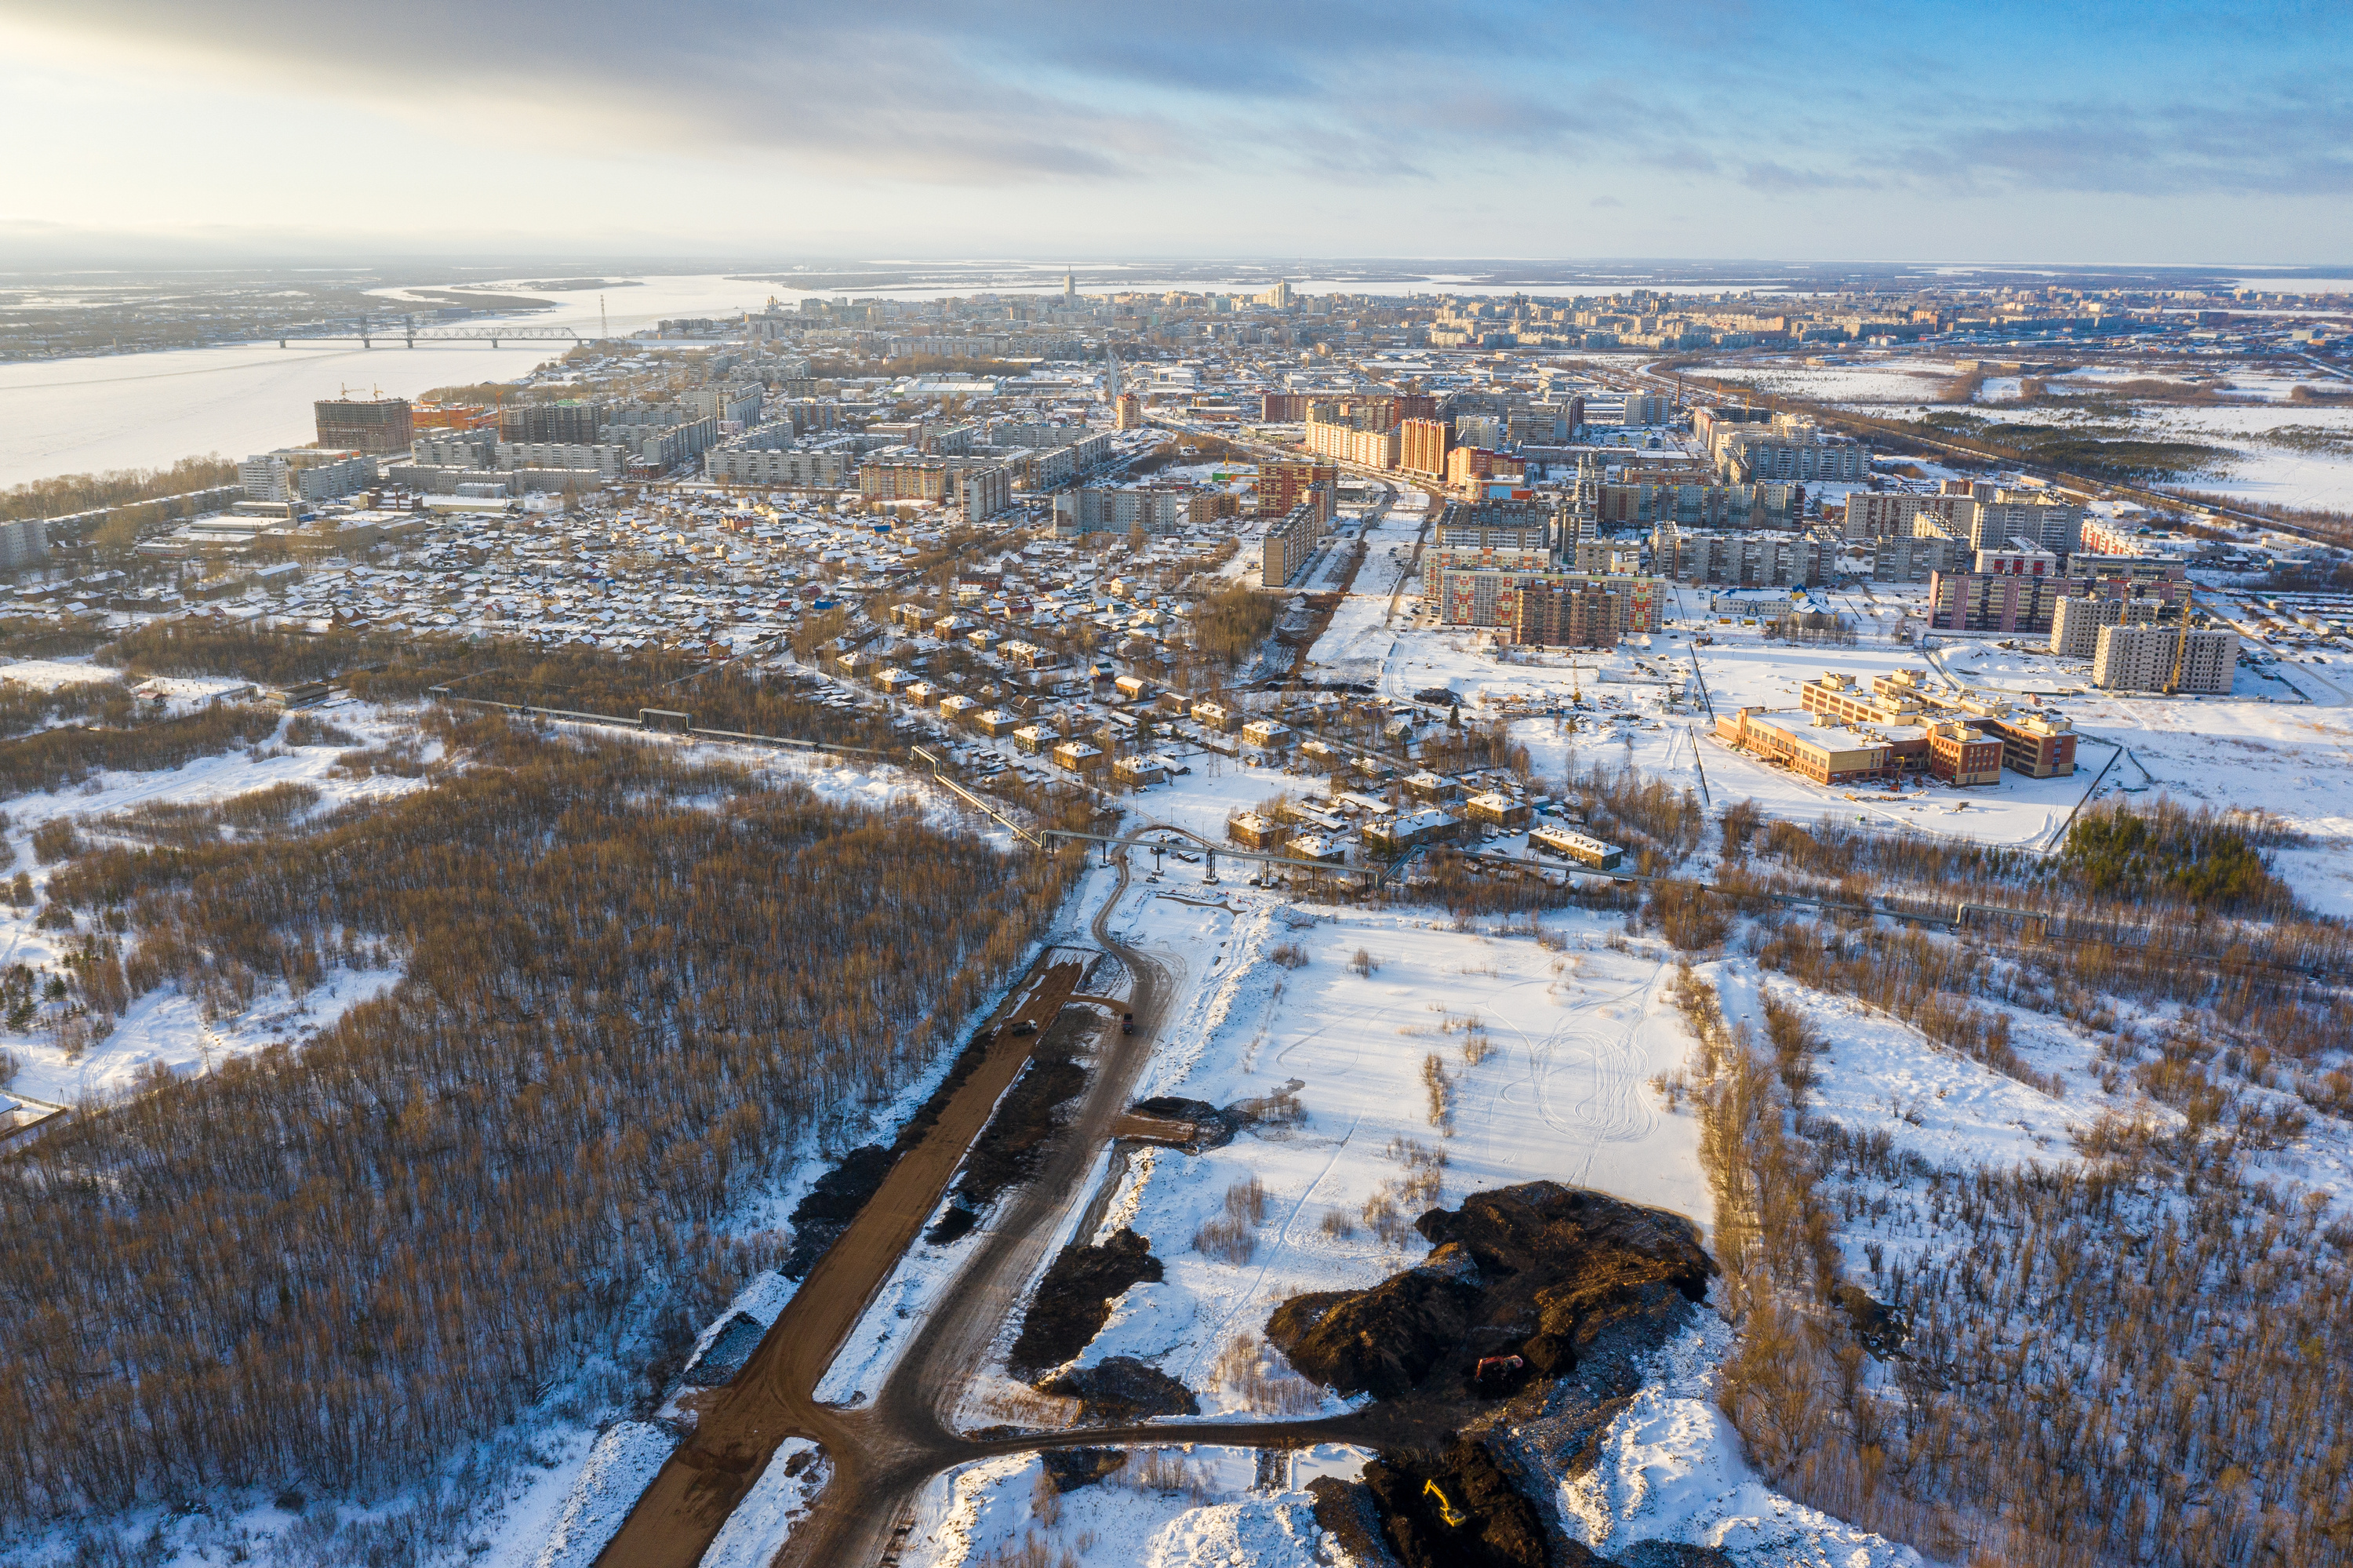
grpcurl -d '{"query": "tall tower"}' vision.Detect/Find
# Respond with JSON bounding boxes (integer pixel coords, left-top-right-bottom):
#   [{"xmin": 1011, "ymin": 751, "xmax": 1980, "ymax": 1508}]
[{"xmin": 1064, "ymin": 266, "xmax": 1075, "ymax": 303}]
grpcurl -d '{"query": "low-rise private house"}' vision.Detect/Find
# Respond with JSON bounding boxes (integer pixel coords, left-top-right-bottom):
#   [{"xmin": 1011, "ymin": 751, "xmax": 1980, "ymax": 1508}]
[
  {"xmin": 1240, "ymin": 719, "xmax": 1295, "ymax": 752},
  {"xmin": 1012, "ymin": 722, "xmax": 1057, "ymax": 755},
  {"xmin": 1227, "ymin": 812, "xmax": 1284, "ymax": 850},
  {"xmin": 1364, "ymin": 806, "xmax": 1464, "ymax": 854},
  {"xmin": 1191, "ymin": 698, "xmax": 1237, "ymax": 733},
  {"xmin": 1286, "ymin": 833, "xmax": 1347, "ymax": 865},
  {"xmin": 973, "ymin": 708, "xmax": 1021, "ymax": 738},
  {"xmin": 1113, "ymin": 754, "xmax": 1166, "ymax": 788},
  {"xmin": 1464, "ymin": 791, "xmax": 1533, "ymax": 831},
  {"xmin": 1051, "ymin": 739, "xmax": 1107, "ymax": 777},
  {"xmin": 940, "ymin": 693, "xmax": 979, "ymax": 723},
  {"xmin": 1404, "ymin": 771, "xmax": 1464, "ymax": 802},
  {"xmin": 1529, "ymin": 825, "xmax": 1625, "ymax": 870}
]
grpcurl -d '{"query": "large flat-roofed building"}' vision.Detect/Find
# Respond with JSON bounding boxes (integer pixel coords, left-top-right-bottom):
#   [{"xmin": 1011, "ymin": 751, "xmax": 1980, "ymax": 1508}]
[
  {"xmin": 1716, "ymin": 708, "xmax": 1895, "ymax": 785},
  {"xmin": 1510, "ymin": 581, "xmax": 1630, "ymax": 647},
  {"xmin": 1842, "ymin": 491, "xmax": 1976, "ymax": 540},
  {"xmin": 238, "ymin": 449, "xmax": 371, "ymax": 504},
  {"xmin": 2093, "ymin": 625, "xmax": 2238, "ymax": 693},
  {"xmin": 1399, "ymin": 417, "xmax": 1448, "ymax": 478},
  {"xmin": 1653, "ymin": 523, "xmax": 1834, "ymax": 588},
  {"xmin": 1304, "ymin": 416, "xmax": 1399, "ymax": 471},
  {"xmin": 1435, "ymin": 499, "xmax": 1555, "ymax": 552},
  {"xmin": 1802, "ymin": 668, "xmax": 2078, "ymax": 777},
  {"xmin": 499, "ymin": 399, "xmax": 608, "ymax": 444},
  {"xmin": 315, "ymin": 397, "xmax": 413, "ymax": 455}
]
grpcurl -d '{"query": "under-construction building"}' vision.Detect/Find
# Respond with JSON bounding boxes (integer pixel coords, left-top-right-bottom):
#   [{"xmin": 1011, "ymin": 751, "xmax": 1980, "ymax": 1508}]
[
  {"xmin": 1510, "ymin": 582, "xmax": 1626, "ymax": 647},
  {"xmin": 314, "ymin": 397, "xmax": 413, "ymax": 455},
  {"xmin": 2092, "ymin": 625, "xmax": 2238, "ymax": 693}
]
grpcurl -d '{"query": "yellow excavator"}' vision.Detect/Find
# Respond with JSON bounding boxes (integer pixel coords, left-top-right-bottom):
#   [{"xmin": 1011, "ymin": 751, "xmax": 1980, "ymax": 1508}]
[{"xmin": 1424, "ymin": 1479, "xmax": 1467, "ymax": 1527}]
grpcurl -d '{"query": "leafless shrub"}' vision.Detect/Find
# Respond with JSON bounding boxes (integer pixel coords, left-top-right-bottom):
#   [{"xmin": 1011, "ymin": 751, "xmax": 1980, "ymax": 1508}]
[
  {"xmin": 1421, "ymin": 1051, "xmax": 1453, "ymax": 1133},
  {"xmin": 1224, "ymin": 1175, "xmax": 1268, "ymax": 1225},
  {"xmin": 1351, "ymin": 947, "xmax": 1380, "ymax": 977},
  {"xmin": 1193, "ymin": 1214, "xmax": 1256, "ymax": 1266},
  {"xmin": 1268, "ymin": 940, "xmax": 1307, "ymax": 969},
  {"xmin": 1213, "ymin": 1330, "xmax": 1323, "ymax": 1416}
]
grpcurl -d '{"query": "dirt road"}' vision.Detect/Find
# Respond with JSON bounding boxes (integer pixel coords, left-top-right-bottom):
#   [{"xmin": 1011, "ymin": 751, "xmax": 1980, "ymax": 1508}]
[
  {"xmin": 598, "ymin": 837, "xmax": 1412, "ymax": 1568},
  {"xmin": 591, "ymin": 950, "xmax": 1087, "ymax": 1568},
  {"xmin": 777, "ymin": 839, "xmax": 1176, "ymax": 1565}
]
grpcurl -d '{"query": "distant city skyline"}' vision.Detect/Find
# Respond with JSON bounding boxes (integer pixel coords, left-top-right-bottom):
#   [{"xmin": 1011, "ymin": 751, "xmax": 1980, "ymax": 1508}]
[{"xmin": 2, "ymin": 0, "xmax": 2347, "ymax": 264}]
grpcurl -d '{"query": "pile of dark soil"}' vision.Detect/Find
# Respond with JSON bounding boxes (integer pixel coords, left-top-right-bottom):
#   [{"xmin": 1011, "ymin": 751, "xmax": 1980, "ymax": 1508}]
[
  {"xmin": 780, "ymin": 1144, "xmax": 896, "ymax": 1278},
  {"xmin": 1266, "ymin": 1183, "xmax": 1714, "ymax": 1400},
  {"xmin": 1037, "ymin": 1355, "xmax": 1198, "ymax": 1424},
  {"xmin": 955, "ymin": 1007, "xmax": 1096, "ymax": 1210},
  {"xmin": 1129, "ymin": 1094, "xmax": 1241, "ymax": 1149},
  {"xmin": 781, "ymin": 1018, "xmax": 1009, "ymax": 1275},
  {"xmin": 1362, "ymin": 1439, "xmax": 1554, "ymax": 1568},
  {"xmin": 679, "ymin": 1312, "xmax": 768, "ymax": 1387},
  {"xmin": 1039, "ymin": 1447, "xmax": 1129, "ymax": 1493},
  {"xmin": 1619, "ymin": 1545, "xmax": 1737, "ymax": 1567},
  {"xmin": 1008, "ymin": 1228, "xmax": 1164, "ymax": 1377}
]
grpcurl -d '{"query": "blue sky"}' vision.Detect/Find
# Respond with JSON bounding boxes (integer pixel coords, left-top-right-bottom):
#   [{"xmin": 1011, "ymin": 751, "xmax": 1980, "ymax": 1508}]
[{"xmin": 1, "ymin": 0, "xmax": 2344, "ymax": 263}]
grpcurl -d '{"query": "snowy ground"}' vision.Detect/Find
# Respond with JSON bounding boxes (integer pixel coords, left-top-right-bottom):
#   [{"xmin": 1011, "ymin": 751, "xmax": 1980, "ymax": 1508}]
[
  {"xmin": 1300, "ymin": 495, "xmax": 1431, "ymax": 686},
  {"xmin": 889, "ymin": 876, "xmax": 1931, "ymax": 1566}
]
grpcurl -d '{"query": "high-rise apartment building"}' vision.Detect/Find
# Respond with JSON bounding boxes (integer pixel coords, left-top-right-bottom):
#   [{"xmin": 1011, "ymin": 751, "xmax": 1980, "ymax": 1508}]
[
  {"xmin": 1399, "ymin": 417, "xmax": 1448, "ymax": 478},
  {"xmin": 2092, "ymin": 625, "xmax": 2238, "ymax": 693},
  {"xmin": 499, "ymin": 400, "xmax": 609, "ymax": 444},
  {"xmin": 2050, "ymin": 595, "xmax": 2169, "ymax": 659},
  {"xmin": 1258, "ymin": 460, "xmax": 1337, "ymax": 519}
]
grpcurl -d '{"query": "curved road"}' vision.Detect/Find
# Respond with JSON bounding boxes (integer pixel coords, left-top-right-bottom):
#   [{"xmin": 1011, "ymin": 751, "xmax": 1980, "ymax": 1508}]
[{"xmin": 594, "ymin": 830, "xmax": 1409, "ymax": 1568}]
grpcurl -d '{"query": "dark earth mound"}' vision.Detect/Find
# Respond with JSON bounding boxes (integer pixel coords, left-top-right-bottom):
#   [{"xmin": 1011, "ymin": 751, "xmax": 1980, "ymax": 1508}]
[
  {"xmin": 1037, "ymin": 1355, "xmax": 1198, "ymax": 1424},
  {"xmin": 1039, "ymin": 1447, "xmax": 1129, "ymax": 1493},
  {"xmin": 924, "ymin": 1202, "xmax": 980, "ymax": 1245},
  {"xmin": 1620, "ymin": 1544, "xmax": 1738, "ymax": 1568},
  {"xmin": 1129, "ymin": 1094, "xmax": 1242, "ymax": 1149},
  {"xmin": 1267, "ymin": 1183, "xmax": 1713, "ymax": 1401},
  {"xmin": 955, "ymin": 1007, "xmax": 1096, "ymax": 1210},
  {"xmin": 780, "ymin": 1144, "xmax": 896, "ymax": 1278},
  {"xmin": 1363, "ymin": 1439, "xmax": 1559, "ymax": 1568},
  {"xmin": 1307, "ymin": 1476, "xmax": 1406, "ymax": 1567},
  {"xmin": 1009, "ymin": 1228, "xmax": 1165, "ymax": 1377},
  {"xmin": 678, "ymin": 1312, "xmax": 767, "ymax": 1387},
  {"xmin": 780, "ymin": 1017, "xmax": 1011, "ymax": 1276}
]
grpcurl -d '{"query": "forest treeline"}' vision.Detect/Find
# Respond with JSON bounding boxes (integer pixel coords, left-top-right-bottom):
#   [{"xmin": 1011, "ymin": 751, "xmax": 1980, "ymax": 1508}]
[
  {"xmin": 1684, "ymin": 963, "xmax": 2353, "ymax": 1566},
  {"xmin": 0, "ymin": 715, "xmax": 1078, "ymax": 1523},
  {"xmin": 104, "ymin": 622, "xmax": 907, "ymax": 754},
  {"xmin": 0, "ymin": 455, "xmax": 238, "ymax": 526}
]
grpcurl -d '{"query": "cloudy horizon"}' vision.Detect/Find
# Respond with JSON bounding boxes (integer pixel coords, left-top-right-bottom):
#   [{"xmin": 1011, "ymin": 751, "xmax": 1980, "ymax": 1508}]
[{"xmin": 3, "ymin": 0, "xmax": 2347, "ymax": 265}]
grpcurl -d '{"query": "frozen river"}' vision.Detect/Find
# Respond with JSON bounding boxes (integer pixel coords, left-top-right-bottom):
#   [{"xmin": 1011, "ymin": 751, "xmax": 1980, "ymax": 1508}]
[{"xmin": 0, "ymin": 275, "xmax": 795, "ymax": 489}]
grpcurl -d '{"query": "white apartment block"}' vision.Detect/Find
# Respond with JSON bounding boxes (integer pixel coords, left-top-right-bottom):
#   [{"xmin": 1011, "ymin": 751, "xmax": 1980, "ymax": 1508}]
[
  {"xmin": 705, "ymin": 448, "xmax": 857, "ymax": 488},
  {"xmin": 2050, "ymin": 595, "xmax": 2167, "ymax": 659},
  {"xmin": 238, "ymin": 449, "xmax": 372, "ymax": 504},
  {"xmin": 2092, "ymin": 624, "xmax": 2237, "ymax": 693}
]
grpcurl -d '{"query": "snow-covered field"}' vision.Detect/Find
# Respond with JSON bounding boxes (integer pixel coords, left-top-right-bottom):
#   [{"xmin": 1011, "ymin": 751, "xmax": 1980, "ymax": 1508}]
[{"xmin": 891, "ymin": 879, "xmax": 1926, "ymax": 1567}]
